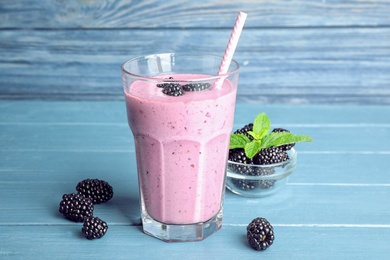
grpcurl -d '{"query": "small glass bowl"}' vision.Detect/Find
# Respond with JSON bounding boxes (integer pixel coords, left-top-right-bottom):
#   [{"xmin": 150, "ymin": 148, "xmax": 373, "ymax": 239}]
[{"xmin": 226, "ymin": 148, "xmax": 297, "ymax": 197}]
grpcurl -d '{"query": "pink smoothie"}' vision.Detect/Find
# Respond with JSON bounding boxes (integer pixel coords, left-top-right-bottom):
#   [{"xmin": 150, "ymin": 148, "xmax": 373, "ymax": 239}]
[{"xmin": 125, "ymin": 74, "xmax": 237, "ymax": 224}]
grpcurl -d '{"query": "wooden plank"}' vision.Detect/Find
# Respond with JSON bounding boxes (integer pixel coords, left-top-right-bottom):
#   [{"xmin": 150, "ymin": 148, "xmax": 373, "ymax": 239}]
[
  {"xmin": 1, "ymin": 225, "xmax": 390, "ymax": 259},
  {"xmin": 1, "ymin": 176, "xmax": 389, "ymax": 226},
  {"xmin": 1, "ymin": 28, "xmax": 390, "ymax": 103},
  {"xmin": 1, "ymin": 151, "xmax": 389, "ymax": 184},
  {"xmin": 1, "ymin": 0, "xmax": 390, "ymax": 28},
  {"xmin": 1, "ymin": 102, "xmax": 389, "ymax": 183},
  {"xmin": 0, "ymin": 122, "xmax": 388, "ymax": 152}
]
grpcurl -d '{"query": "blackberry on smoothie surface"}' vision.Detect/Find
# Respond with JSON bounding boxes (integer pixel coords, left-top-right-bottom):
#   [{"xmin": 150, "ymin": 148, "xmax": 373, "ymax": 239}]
[
  {"xmin": 182, "ymin": 83, "xmax": 211, "ymax": 92},
  {"xmin": 162, "ymin": 83, "xmax": 184, "ymax": 96}
]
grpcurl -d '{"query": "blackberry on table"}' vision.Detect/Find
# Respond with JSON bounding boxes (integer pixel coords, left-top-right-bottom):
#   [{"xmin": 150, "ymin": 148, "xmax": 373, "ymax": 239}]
[
  {"xmin": 76, "ymin": 178, "xmax": 114, "ymax": 204},
  {"xmin": 247, "ymin": 217, "xmax": 274, "ymax": 251},
  {"xmin": 82, "ymin": 216, "xmax": 108, "ymax": 240},
  {"xmin": 272, "ymin": 128, "xmax": 295, "ymax": 150},
  {"xmin": 182, "ymin": 83, "xmax": 211, "ymax": 92},
  {"xmin": 59, "ymin": 193, "xmax": 94, "ymax": 222},
  {"xmin": 162, "ymin": 83, "xmax": 184, "ymax": 96}
]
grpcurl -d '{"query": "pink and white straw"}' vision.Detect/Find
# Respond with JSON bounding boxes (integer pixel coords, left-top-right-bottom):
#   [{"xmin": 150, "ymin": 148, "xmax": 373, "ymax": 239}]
[{"xmin": 218, "ymin": 11, "xmax": 247, "ymax": 76}]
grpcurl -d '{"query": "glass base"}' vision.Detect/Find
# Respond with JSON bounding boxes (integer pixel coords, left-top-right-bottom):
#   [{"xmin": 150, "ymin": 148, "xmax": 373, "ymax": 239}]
[{"xmin": 141, "ymin": 208, "xmax": 223, "ymax": 242}]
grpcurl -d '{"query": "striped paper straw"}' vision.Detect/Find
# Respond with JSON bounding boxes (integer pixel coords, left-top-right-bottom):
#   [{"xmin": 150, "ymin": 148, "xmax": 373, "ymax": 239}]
[{"xmin": 217, "ymin": 11, "xmax": 247, "ymax": 78}]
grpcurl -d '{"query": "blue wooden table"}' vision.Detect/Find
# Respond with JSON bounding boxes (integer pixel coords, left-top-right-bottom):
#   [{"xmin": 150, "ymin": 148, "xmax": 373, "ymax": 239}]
[
  {"xmin": 1, "ymin": 102, "xmax": 390, "ymax": 259},
  {"xmin": 1, "ymin": 1, "xmax": 390, "ymax": 259}
]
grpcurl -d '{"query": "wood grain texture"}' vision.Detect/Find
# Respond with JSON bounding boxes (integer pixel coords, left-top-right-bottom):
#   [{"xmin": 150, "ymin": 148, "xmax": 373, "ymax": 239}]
[
  {"xmin": 2, "ymin": 226, "xmax": 389, "ymax": 259},
  {"xmin": 0, "ymin": 123, "xmax": 388, "ymax": 152},
  {"xmin": 1, "ymin": 28, "xmax": 389, "ymax": 103},
  {"xmin": 1, "ymin": 1, "xmax": 390, "ymax": 258},
  {"xmin": 0, "ymin": 101, "xmax": 390, "ymax": 259},
  {"xmin": 1, "ymin": 1, "xmax": 390, "ymax": 103},
  {"xmin": 1, "ymin": 0, "xmax": 390, "ymax": 28}
]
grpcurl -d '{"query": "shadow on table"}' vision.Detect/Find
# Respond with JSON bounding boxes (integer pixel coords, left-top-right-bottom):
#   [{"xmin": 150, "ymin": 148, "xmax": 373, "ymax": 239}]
[{"xmin": 105, "ymin": 194, "xmax": 142, "ymax": 225}]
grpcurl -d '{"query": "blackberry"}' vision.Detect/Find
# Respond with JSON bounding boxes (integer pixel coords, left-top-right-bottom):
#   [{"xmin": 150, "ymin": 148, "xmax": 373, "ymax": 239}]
[
  {"xmin": 229, "ymin": 126, "xmax": 291, "ymax": 191},
  {"xmin": 229, "ymin": 149, "xmax": 279, "ymax": 190},
  {"xmin": 228, "ymin": 149, "xmax": 260, "ymax": 191},
  {"xmin": 162, "ymin": 83, "xmax": 184, "ymax": 96},
  {"xmin": 82, "ymin": 216, "xmax": 108, "ymax": 240},
  {"xmin": 272, "ymin": 128, "xmax": 295, "ymax": 150},
  {"xmin": 228, "ymin": 149, "xmax": 254, "ymax": 174},
  {"xmin": 234, "ymin": 123, "xmax": 254, "ymax": 140},
  {"xmin": 228, "ymin": 149, "xmax": 247, "ymax": 162},
  {"xmin": 182, "ymin": 83, "xmax": 211, "ymax": 92},
  {"xmin": 156, "ymin": 83, "xmax": 170, "ymax": 88},
  {"xmin": 59, "ymin": 193, "xmax": 94, "ymax": 222},
  {"xmin": 254, "ymin": 166, "xmax": 277, "ymax": 189},
  {"xmin": 253, "ymin": 146, "xmax": 289, "ymax": 165},
  {"xmin": 76, "ymin": 178, "xmax": 114, "ymax": 204},
  {"xmin": 231, "ymin": 179, "xmax": 260, "ymax": 191},
  {"xmin": 247, "ymin": 217, "xmax": 274, "ymax": 251}
]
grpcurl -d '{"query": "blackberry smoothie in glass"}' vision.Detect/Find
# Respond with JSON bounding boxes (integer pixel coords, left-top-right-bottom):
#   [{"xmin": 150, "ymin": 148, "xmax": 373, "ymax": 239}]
[{"xmin": 121, "ymin": 53, "xmax": 239, "ymax": 242}]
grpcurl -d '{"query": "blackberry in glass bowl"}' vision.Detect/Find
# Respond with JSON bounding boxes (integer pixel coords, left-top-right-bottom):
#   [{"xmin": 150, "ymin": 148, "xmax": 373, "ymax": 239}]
[
  {"xmin": 226, "ymin": 148, "xmax": 297, "ymax": 197},
  {"xmin": 227, "ymin": 113, "xmax": 312, "ymax": 197}
]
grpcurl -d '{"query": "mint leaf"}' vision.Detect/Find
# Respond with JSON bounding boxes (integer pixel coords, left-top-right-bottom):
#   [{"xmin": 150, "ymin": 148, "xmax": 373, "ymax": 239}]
[
  {"xmin": 261, "ymin": 132, "xmax": 290, "ymax": 149},
  {"xmin": 248, "ymin": 129, "xmax": 269, "ymax": 141},
  {"xmin": 229, "ymin": 112, "xmax": 313, "ymax": 159},
  {"xmin": 258, "ymin": 127, "xmax": 269, "ymax": 140},
  {"xmin": 272, "ymin": 132, "xmax": 313, "ymax": 148},
  {"xmin": 252, "ymin": 113, "xmax": 270, "ymax": 138},
  {"xmin": 247, "ymin": 130, "xmax": 259, "ymax": 140},
  {"xmin": 245, "ymin": 140, "xmax": 262, "ymax": 159},
  {"xmin": 229, "ymin": 134, "xmax": 251, "ymax": 149}
]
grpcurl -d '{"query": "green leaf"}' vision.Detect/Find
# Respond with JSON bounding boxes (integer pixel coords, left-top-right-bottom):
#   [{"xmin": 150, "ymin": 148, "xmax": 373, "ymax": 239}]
[
  {"xmin": 258, "ymin": 128, "xmax": 269, "ymax": 140},
  {"xmin": 229, "ymin": 112, "xmax": 313, "ymax": 158},
  {"xmin": 247, "ymin": 130, "xmax": 260, "ymax": 140},
  {"xmin": 229, "ymin": 134, "xmax": 251, "ymax": 149},
  {"xmin": 268, "ymin": 132, "xmax": 313, "ymax": 147},
  {"xmin": 245, "ymin": 140, "xmax": 262, "ymax": 159},
  {"xmin": 252, "ymin": 113, "xmax": 270, "ymax": 138},
  {"xmin": 261, "ymin": 132, "xmax": 290, "ymax": 149}
]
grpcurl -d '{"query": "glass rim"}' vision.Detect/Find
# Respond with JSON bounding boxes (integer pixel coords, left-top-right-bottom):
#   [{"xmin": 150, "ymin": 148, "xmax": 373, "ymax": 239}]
[{"xmin": 121, "ymin": 52, "xmax": 240, "ymax": 82}]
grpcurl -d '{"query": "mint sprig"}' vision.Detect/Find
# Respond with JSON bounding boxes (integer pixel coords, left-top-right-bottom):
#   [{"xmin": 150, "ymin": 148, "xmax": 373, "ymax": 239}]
[
  {"xmin": 230, "ymin": 134, "xmax": 251, "ymax": 149},
  {"xmin": 229, "ymin": 113, "xmax": 313, "ymax": 158}
]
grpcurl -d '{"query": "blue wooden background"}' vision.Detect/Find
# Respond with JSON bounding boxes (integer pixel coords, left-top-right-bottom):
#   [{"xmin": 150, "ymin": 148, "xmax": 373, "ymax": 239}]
[{"xmin": 1, "ymin": 0, "xmax": 389, "ymax": 103}]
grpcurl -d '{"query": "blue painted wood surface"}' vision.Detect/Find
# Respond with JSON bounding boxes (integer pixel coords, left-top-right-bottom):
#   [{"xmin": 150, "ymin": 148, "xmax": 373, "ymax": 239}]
[
  {"xmin": 1, "ymin": 0, "xmax": 390, "ymax": 259},
  {"xmin": 2, "ymin": 0, "xmax": 390, "ymax": 28},
  {"xmin": 1, "ymin": 101, "xmax": 390, "ymax": 259}
]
